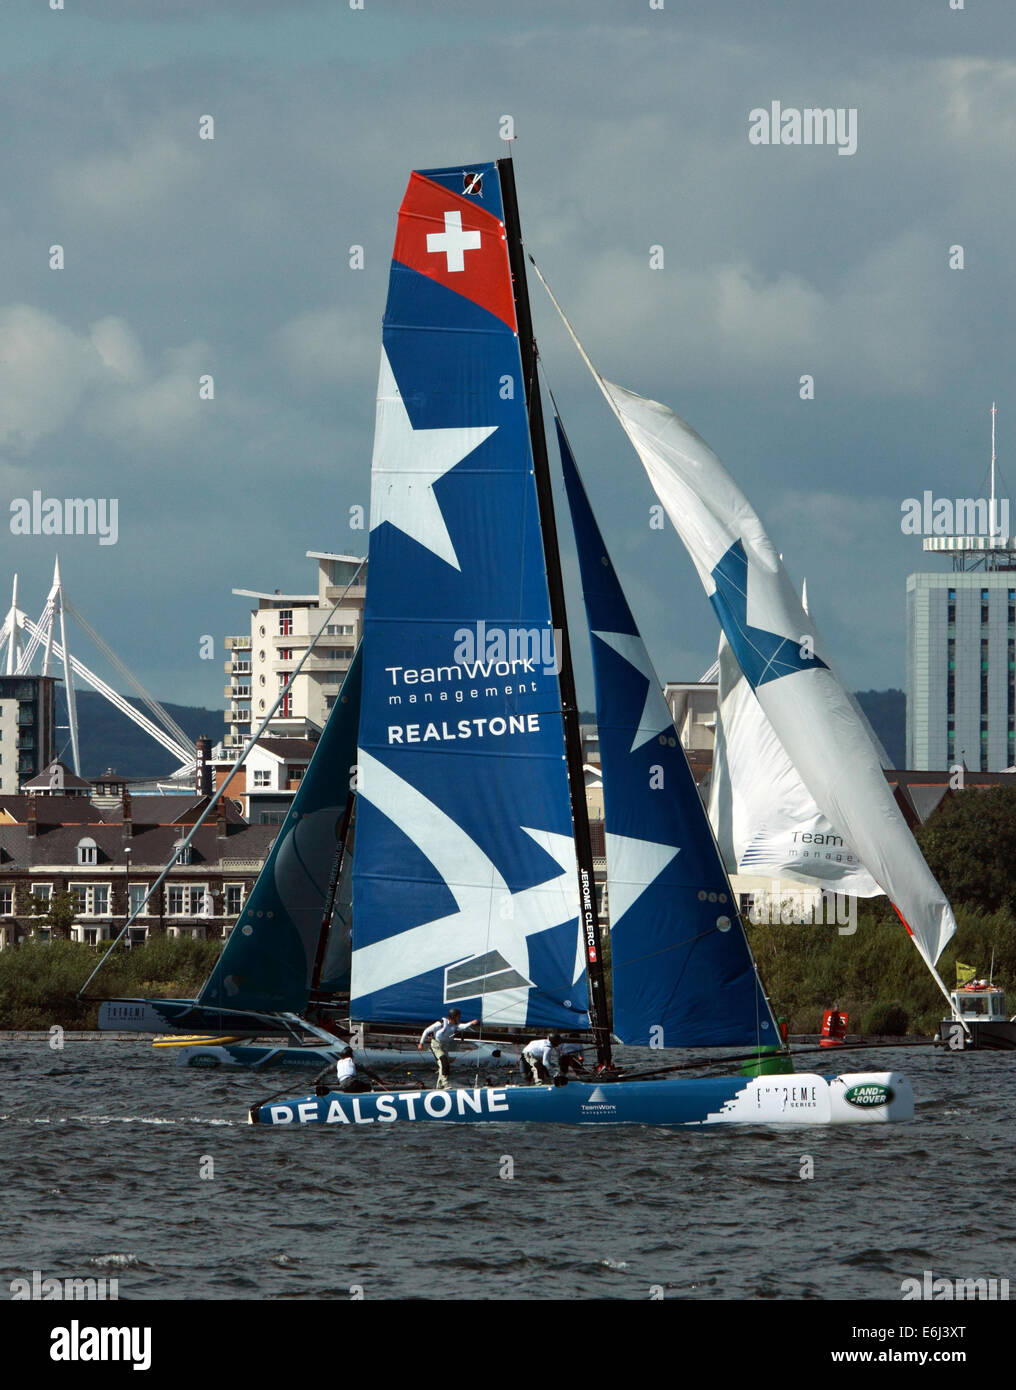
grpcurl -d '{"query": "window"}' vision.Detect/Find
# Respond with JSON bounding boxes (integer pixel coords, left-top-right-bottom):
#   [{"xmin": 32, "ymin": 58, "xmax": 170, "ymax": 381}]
[
  {"xmin": 0, "ymin": 886, "xmax": 13, "ymax": 915},
  {"xmin": 77, "ymin": 838, "xmax": 98, "ymax": 866},
  {"xmin": 279, "ymin": 695, "xmax": 292, "ymax": 718},
  {"xmin": 168, "ymin": 885, "xmax": 210, "ymax": 916},
  {"xmin": 278, "ymin": 648, "xmax": 293, "ymax": 661},
  {"xmin": 279, "ymin": 609, "xmax": 293, "ymax": 636},
  {"xmin": 225, "ymin": 884, "xmax": 244, "ymax": 916},
  {"xmin": 70, "ymin": 884, "xmax": 110, "ymax": 916},
  {"xmin": 326, "ymin": 624, "xmax": 354, "ymax": 636},
  {"xmin": 258, "ymin": 811, "xmax": 286, "ymax": 825},
  {"xmin": 30, "ymin": 883, "xmax": 52, "ymax": 912},
  {"xmin": 252, "ymin": 769, "xmax": 271, "ymax": 788},
  {"xmin": 175, "ymin": 843, "xmax": 193, "ymax": 866},
  {"xmin": 128, "ymin": 883, "xmax": 149, "ymax": 916}
]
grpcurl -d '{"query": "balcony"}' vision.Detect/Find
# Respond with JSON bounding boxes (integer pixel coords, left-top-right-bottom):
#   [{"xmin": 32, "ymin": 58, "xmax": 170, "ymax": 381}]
[
  {"xmin": 224, "ymin": 660, "xmax": 252, "ymax": 675},
  {"xmin": 301, "ymin": 654, "xmax": 352, "ymax": 672},
  {"xmin": 225, "ymin": 635, "xmax": 252, "ymax": 651},
  {"xmin": 223, "ymin": 685, "xmax": 251, "ymax": 699}
]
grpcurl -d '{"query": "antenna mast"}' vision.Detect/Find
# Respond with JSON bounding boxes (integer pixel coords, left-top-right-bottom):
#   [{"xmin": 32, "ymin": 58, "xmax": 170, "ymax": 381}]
[{"xmin": 990, "ymin": 402, "xmax": 998, "ymax": 536}]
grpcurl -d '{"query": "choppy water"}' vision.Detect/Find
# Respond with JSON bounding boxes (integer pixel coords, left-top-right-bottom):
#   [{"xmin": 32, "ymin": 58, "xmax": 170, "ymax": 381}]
[{"xmin": 1, "ymin": 1041, "xmax": 1014, "ymax": 1301}]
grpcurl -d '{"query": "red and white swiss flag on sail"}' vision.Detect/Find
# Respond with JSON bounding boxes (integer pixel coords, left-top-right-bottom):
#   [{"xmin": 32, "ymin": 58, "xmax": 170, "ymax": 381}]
[{"xmin": 393, "ymin": 172, "xmax": 517, "ymax": 332}]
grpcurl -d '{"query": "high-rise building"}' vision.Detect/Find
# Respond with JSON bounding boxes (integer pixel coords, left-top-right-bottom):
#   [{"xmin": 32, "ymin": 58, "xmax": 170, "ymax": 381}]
[
  {"xmin": 906, "ymin": 406, "xmax": 1016, "ymax": 772},
  {"xmin": 0, "ymin": 674, "xmax": 57, "ymax": 792},
  {"xmin": 223, "ymin": 552, "xmax": 365, "ymax": 756},
  {"xmin": 907, "ymin": 572, "xmax": 1016, "ymax": 771}
]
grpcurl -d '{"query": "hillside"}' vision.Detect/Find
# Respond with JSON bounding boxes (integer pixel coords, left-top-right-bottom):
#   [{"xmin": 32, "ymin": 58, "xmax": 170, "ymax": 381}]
[
  {"xmin": 53, "ymin": 690, "xmax": 222, "ymax": 780},
  {"xmin": 51, "ymin": 688, "xmax": 907, "ymax": 781},
  {"xmin": 853, "ymin": 688, "xmax": 906, "ymax": 768}
]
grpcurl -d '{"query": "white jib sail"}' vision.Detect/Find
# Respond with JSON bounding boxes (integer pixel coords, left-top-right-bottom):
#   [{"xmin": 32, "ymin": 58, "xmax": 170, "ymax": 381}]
[
  {"xmin": 709, "ymin": 630, "xmax": 882, "ymax": 898},
  {"xmin": 598, "ymin": 379, "xmax": 955, "ymax": 969}
]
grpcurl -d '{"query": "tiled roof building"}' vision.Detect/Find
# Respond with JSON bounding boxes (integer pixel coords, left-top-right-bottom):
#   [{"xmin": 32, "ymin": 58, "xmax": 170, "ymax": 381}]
[{"xmin": 0, "ymin": 788, "xmax": 275, "ymax": 950}]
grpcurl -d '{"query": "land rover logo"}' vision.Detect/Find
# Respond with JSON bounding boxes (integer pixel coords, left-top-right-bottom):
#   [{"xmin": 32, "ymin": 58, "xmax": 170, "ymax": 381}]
[{"xmin": 844, "ymin": 1083, "xmax": 893, "ymax": 1107}]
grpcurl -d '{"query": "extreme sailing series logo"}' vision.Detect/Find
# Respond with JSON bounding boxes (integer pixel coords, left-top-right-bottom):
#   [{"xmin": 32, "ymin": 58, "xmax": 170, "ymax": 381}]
[{"xmin": 383, "ymin": 622, "xmax": 561, "ymax": 747}]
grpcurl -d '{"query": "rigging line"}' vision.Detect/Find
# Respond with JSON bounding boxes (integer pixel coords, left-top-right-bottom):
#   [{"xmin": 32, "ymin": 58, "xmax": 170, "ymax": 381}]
[
  {"xmin": 76, "ymin": 559, "xmax": 367, "ymax": 1000},
  {"xmin": 64, "ymin": 597, "xmax": 195, "ymax": 754},
  {"xmin": 528, "ymin": 255, "xmax": 628, "ymax": 433}
]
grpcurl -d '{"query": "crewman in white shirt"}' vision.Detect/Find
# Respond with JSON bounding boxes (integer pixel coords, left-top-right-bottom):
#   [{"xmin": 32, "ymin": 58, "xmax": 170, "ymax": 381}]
[
  {"xmin": 520, "ymin": 1034, "xmax": 562, "ymax": 1085},
  {"xmin": 334, "ymin": 1045, "xmax": 370, "ymax": 1093},
  {"xmin": 417, "ymin": 1007, "xmax": 479, "ymax": 1089}
]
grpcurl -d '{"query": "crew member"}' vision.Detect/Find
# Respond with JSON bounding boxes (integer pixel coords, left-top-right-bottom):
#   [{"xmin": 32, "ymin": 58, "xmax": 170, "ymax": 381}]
[
  {"xmin": 334, "ymin": 1045, "xmax": 371, "ymax": 1093},
  {"xmin": 557, "ymin": 1040, "xmax": 586, "ymax": 1076},
  {"xmin": 520, "ymin": 1034, "xmax": 561, "ymax": 1085},
  {"xmin": 417, "ymin": 1007, "xmax": 478, "ymax": 1090}
]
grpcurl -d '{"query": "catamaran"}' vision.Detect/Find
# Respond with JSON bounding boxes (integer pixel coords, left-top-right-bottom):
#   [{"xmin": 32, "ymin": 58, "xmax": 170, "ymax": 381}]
[{"xmin": 248, "ymin": 155, "xmax": 957, "ymax": 1128}]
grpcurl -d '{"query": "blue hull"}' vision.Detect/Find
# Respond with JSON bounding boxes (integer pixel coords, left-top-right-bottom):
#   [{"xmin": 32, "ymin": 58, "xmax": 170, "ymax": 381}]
[{"xmin": 250, "ymin": 1071, "xmax": 914, "ymax": 1128}]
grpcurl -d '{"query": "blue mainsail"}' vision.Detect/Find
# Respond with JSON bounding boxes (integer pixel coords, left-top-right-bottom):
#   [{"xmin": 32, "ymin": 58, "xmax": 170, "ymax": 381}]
[
  {"xmin": 558, "ymin": 422, "xmax": 778, "ymax": 1047},
  {"xmin": 350, "ymin": 162, "xmax": 587, "ymax": 1030},
  {"xmin": 199, "ymin": 644, "xmax": 362, "ymax": 1013}
]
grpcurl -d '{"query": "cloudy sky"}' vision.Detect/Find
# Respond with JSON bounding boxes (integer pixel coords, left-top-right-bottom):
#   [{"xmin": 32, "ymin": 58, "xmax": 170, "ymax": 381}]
[{"xmin": 3, "ymin": 0, "xmax": 1014, "ymax": 724}]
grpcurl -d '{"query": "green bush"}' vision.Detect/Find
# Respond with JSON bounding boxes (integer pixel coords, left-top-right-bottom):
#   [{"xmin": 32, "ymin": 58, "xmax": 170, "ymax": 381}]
[
  {"xmin": 860, "ymin": 1001, "xmax": 909, "ymax": 1036},
  {"xmin": 747, "ymin": 898, "xmax": 1015, "ymax": 1036},
  {"xmin": 0, "ymin": 937, "xmax": 224, "ymax": 1029}
]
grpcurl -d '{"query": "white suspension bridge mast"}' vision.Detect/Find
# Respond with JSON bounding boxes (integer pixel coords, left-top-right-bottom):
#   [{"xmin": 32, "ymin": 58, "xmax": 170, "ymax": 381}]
[{"xmin": 0, "ymin": 559, "xmax": 196, "ymax": 778}]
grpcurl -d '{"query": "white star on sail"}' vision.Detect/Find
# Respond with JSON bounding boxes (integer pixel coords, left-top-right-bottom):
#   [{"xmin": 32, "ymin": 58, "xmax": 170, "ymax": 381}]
[
  {"xmin": 353, "ymin": 750, "xmax": 582, "ymax": 1025},
  {"xmin": 605, "ymin": 832, "xmax": 681, "ymax": 925},
  {"xmin": 593, "ymin": 630, "xmax": 674, "ymax": 751},
  {"xmin": 369, "ymin": 348, "xmax": 497, "ymax": 571}
]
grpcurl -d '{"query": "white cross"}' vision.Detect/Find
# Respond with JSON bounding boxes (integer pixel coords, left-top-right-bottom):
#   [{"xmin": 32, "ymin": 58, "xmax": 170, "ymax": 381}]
[{"xmin": 426, "ymin": 210, "xmax": 481, "ymax": 273}]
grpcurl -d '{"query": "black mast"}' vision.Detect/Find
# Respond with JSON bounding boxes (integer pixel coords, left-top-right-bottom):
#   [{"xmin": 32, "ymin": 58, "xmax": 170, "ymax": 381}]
[{"xmin": 497, "ymin": 156, "xmax": 613, "ymax": 1070}]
